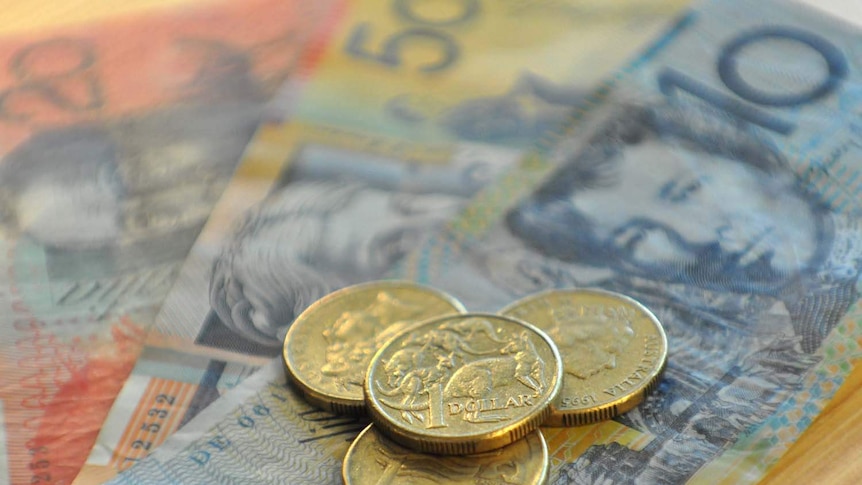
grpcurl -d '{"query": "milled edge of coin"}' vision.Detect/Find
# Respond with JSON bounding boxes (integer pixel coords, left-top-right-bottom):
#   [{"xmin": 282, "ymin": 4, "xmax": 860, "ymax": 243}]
[
  {"xmin": 364, "ymin": 312, "xmax": 563, "ymax": 455},
  {"xmin": 342, "ymin": 423, "xmax": 550, "ymax": 485},
  {"xmin": 501, "ymin": 287, "xmax": 668, "ymax": 427},
  {"xmin": 282, "ymin": 280, "xmax": 466, "ymax": 416}
]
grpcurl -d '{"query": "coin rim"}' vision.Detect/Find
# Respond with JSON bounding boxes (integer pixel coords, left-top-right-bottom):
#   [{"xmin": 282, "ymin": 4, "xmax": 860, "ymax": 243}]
[
  {"xmin": 364, "ymin": 312, "xmax": 563, "ymax": 454},
  {"xmin": 500, "ymin": 287, "xmax": 668, "ymax": 427},
  {"xmin": 282, "ymin": 280, "xmax": 466, "ymax": 416},
  {"xmin": 342, "ymin": 423, "xmax": 550, "ymax": 485}
]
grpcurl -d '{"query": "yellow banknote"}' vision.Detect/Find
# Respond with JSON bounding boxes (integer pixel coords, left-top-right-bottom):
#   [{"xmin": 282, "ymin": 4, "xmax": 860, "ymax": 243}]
[{"xmin": 79, "ymin": 0, "xmax": 689, "ymax": 482}]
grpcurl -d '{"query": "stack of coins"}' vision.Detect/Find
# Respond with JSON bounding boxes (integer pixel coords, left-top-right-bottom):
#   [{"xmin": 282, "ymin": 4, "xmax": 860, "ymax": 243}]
[{"xmin": 282, "ymin": 281, "xmax": 668, "ymax": 484}]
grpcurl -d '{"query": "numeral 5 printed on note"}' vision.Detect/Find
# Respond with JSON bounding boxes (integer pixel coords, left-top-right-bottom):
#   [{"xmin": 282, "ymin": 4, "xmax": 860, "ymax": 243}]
[{"xmin": 344, "ymin": 0, "xmax": 479, "ymax": 73}]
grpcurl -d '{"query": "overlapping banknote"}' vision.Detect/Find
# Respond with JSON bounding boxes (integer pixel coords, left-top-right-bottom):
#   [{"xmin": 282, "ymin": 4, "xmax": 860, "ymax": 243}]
[
  {"xmin": 99, "ymin": 0, "xmax": 862, "ymax": 483},
  {"xmin": 0, "ymin": 1, "xmax": 341, "ymax": 483},
  {"xmin": 76, "ymin": 0, "xmax": 689, "ymax": 482}
]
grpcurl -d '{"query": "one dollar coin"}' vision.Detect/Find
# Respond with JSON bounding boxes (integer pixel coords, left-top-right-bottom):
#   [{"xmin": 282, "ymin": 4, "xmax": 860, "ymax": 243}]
[
  {"xmin": 283, "ymin": 280, "xmax": 465, "ymax": 415},
  {"xmin": 501, "ymin": 288, "xmax": 667, "ymax": 426},
  {"xmin": 365, "ymin": 313, "xmax": 562, "ymax": 455},
  {"xmin": 343, "ymin": 424, "xmax": 549, "ymax": 484}
]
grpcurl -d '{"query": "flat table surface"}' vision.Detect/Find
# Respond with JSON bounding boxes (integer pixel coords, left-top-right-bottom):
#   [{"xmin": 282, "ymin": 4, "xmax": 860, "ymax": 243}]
[{"xmin": 1, "ymin": 1, "xmax": 859, "ymax": 484}]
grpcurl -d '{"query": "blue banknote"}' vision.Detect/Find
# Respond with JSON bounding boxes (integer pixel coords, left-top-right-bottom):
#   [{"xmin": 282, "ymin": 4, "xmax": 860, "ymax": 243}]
[{"xmin": 395, "ymin": 0, "xmax": 862, "ymax": 482}]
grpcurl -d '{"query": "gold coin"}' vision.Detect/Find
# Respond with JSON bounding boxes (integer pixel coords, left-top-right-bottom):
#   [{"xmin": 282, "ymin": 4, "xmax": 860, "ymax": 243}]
[
  {"xmin": 365, "ymin": 313, "xmax": 562, "ymax": 455},
  {"xmin": 283, "ymin": 280, "xmax": 466, "ymax": 416},
  {"xmin": 501, "ymin": 288, "xmax": 667, "ymax": 426},
  {"xmin": 343, "ymin": 424, "xmax": 549, "ymax": 485}
]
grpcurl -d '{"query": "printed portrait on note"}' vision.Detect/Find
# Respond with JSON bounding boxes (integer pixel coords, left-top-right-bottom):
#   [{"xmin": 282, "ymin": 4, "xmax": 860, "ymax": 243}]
[{"xmin": 504, "ymin": 101, "xmax": 859, "ymax": 352}]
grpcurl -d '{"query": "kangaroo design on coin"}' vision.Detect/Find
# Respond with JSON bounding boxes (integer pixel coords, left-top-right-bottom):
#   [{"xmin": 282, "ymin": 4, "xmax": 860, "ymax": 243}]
[
  {"xmin": 342, "ymin": 424, "xmax": 549, "ymax": 484},
  {"xmin": 502, "ymin": 288, "xmax": 667, "ymax": 426},
  {"xmin": 366, "ymin": 313, "xmax": 562, "ymax": 455},
  {"xmin": 283, "ymin": 281, "xmax": 465, "ymax": 415}
]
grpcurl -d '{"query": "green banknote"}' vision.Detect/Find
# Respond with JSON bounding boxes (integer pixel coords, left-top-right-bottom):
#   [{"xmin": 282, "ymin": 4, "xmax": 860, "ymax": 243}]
[
  {"xmin": 83, "ymin": 0, "xmax": 686, "ymax": 480},
  {"xmin": 106, "ymin": 0, "xmax": 862, "ymax": 483}
]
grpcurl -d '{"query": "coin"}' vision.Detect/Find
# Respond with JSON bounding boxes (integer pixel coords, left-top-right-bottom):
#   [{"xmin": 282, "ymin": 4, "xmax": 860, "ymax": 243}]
[
  {"xmin": 343, "ymin": 424, "xmax": 549, "ymax": 485},
  {"xmin": 501, "ymin": 288, "xmax": 667, "ymax": 426},
  {"xmin": 365, "ymin": 313, "xmax": 562, "ymax": 455},
  {"xmin": 283, "ymin": 280, "xmax": 466, "ymax": 416}
]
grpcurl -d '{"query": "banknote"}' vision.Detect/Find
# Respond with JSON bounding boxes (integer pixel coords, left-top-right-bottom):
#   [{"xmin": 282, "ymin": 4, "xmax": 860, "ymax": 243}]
[
  {"xmin": 390, "ymin": 0, "xmax": 862, "ymax": 482},
  {"xmin": 100, "ymin": 0, "xmax": 862, "ymax": 483},
  {"xmin": 0, "ymin": 1, "xmax": 340, "ymax": 484},
  {"xmin": 80, "ymin": 0, "xmax": 689, "ymax": 481}
]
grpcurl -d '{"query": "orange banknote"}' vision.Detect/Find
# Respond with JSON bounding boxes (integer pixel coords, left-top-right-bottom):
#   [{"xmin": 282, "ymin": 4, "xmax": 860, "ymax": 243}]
[{"xmin": 0, "ymin": 1, "xmax": 341, "ymax": 484}]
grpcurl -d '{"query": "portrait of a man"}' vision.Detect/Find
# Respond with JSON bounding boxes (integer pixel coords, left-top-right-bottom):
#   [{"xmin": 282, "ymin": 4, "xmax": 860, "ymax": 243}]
[{"xmin": 505, "ymin": 102, "xmax": 856, "ymax": 352}]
